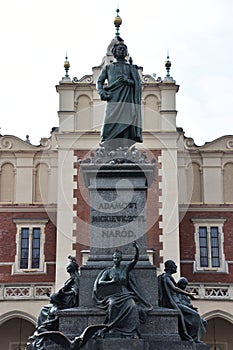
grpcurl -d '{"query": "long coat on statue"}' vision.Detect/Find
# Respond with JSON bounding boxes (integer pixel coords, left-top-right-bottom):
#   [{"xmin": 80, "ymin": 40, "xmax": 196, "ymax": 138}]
[{"xmin": 97, "ymin": 60, "xmax": 142, "ymax": 144}]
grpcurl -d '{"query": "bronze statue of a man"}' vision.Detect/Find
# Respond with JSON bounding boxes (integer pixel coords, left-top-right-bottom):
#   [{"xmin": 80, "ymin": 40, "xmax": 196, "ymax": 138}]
[{"xmin": 97, "ymin": 42, "xmax": 142, "ymax": 149}]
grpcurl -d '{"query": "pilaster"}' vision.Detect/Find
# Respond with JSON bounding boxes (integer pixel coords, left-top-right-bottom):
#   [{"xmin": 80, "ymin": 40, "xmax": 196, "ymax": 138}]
[{"xmin": 56, "ymin": 80, "xmax": 76, "ymax": 132}]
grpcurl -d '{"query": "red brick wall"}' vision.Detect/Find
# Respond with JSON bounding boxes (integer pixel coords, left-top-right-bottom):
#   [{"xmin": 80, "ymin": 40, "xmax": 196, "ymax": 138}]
[
  {"xmin": 73, "ymin": 150, "xmax": 92, "ymax": 266},
  {"xmin": 179, "ymin": 208, "xmax": 233, "ymax": 283},
  {"xmin": 0, "ymin": 209, "xmax": 56, "ymax": 283}
]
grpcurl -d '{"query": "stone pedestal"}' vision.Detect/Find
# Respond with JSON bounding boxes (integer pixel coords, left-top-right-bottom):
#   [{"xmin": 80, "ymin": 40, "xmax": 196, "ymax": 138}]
[
  {"xmin": 48, "ymin": 307, "xmax": 209, "ymax": 350},
  {"xmin": 80, "ymin": 163, "xmax": 155, "ymax": 257},
  {"xmin": 79, "ymin": 162, "xmax": 158, "ymax": 308}
]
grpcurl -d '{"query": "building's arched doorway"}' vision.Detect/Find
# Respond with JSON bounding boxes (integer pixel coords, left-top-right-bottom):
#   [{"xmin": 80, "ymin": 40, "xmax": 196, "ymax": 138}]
[
  {"xmin": 202, "ymin": 317, "xmax": 233, "ymax": 349},
  {"xmin": 0, "ymin": 317, "xmax": 34, "ymax": 350}
]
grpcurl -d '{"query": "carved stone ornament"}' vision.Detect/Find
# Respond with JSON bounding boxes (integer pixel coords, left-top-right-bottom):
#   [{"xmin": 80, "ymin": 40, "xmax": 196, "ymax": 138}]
[
  {"xmin": 39, "ymin": 138, "xmax": 51, "ymax": 150},
  {"xmin": 0, "ymin": 136, "xmax": 13, "ymax": 149},
  {"xmin": 184, "ymin": 137, "xmax": 195, "ymax": 149},
  {"xmin": 141, "ymin": 74, "xmax": 158, "ymax": 83},
  {"xmin": 73, "ymin": 75, "xmax": 94, "ymax": 83},
  {"xmin": 78, "ymin": 145, "xmax": 155, "ymax": 165},
  {"xmin": 226, "ymin": 140, "xmax": 233, "ymax": 149}
]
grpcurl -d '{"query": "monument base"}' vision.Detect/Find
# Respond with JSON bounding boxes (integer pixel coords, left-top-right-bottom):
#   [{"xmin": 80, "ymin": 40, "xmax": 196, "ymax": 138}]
[
  {"xmin": 89, "ymin": 339, "xmax": 208, "ymax": 350},
  {"xmin": 89, "ymin": 338, "xmax": 148, "ymax": 350},
  {"xmin": 42, "ymin": 307, "xmax": 210, "ymax": 350},
  {"xmin": 39, "ymin": 158, "xmax": 209, "ymax": 350}
]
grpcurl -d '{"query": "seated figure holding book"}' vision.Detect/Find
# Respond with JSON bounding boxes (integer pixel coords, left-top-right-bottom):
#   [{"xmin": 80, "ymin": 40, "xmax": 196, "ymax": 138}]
[{"xmin": 93, "ymin": 241, "xmax": 152, "ymax": 338}]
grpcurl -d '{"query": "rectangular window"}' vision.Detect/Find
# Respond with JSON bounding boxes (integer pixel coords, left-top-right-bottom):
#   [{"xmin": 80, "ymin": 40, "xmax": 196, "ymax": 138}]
[
  {"xmin": 32, "ymin": 228, "xmax": 41, "ymax": 268},
  {"xmin": 20, "ymin": 227, "xmax": 41, "ymax": 269},
  {"xmin": 199, "ymin": 225, "xmax": 220, "ymax": 268},
  {"xmin": 20, "ymin": 228, "xmax": 29, "ymax": 268},
  {"xmin": 210, "ymin": 227, "xmax": 220, "ymax": 267},
  {"xmin": 192, "ymin": 218, "xmax": 227, "ymax": 273},
  {"xmin": 14, "ymin": 219, "xmax": 48, "ymax": 273},
  {"xmin": 199, "ymin": 226, "xmax": 208, "ymax": 267}
]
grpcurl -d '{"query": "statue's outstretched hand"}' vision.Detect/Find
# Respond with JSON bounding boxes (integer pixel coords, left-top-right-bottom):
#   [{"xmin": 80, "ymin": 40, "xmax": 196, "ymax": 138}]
[{"xmin": 189, "ymin": 293, "xmax": 196, "ymax": 300}]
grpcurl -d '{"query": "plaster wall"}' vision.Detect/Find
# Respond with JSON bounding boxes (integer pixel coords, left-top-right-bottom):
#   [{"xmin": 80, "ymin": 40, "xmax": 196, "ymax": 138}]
[
  {"xmin": 55, "ymin": 143, "xmax": 76, "ymax": 288},
  {"xmin": 0, "ymin": 301, "xmax": 44, "ymax": 324},
  {"xmin": 15, "ymin": 156, "xmax": 34, "ymax": 203},
  {"xmin": 202, "ymin": 158, "xmax": 223, "ymax": 203},
  {"xmin": 158, "ymin": 147, "xmax": 180, "ymax": 273}
]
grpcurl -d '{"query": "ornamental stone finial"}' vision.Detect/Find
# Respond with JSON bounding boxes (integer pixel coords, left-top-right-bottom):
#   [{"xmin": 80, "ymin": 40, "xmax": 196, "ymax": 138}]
[
  {"xmin": 165, "ymin": 54, "xmax": 171, "ymax": 77},
  {"xmin": 114, "ymin": 8, "xmax": 122, "ymax": 36},
  {"xmin": 64, "ymin": 54, "xmax": 70, "ymax": 78}
]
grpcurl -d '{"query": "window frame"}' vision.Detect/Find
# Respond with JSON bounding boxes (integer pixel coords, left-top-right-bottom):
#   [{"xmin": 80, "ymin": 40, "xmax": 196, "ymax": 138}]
[
  {"xmin": 192, "ymin": 218, "xmax": 228, "ymax": 273},
  {"xmin": 13, "ymin": 219, "xmax": 48, "ymax": 273}
]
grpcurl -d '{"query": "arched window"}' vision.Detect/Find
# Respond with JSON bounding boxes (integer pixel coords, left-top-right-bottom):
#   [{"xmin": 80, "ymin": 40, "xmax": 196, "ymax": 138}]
[
  {"xmin": 223, "ymin": 163, "xmax": 233, "ymax": 203},
  {"xmin": 202, "ymin": 316, "xmax": 233, "ymax": 350},
  {"xmin": 144, "ymin": 94, "xmax": 160, "ymax": 130},
  {"xmin": 0, "ymin": 163, "xmax": 14, "ymax": 202},
  {"xmin": 76, "ymin": 95, "xmax": 91, "ymax": 130},
  {"xmin": 187, "ymin": 162, "xmax": 202, "ymax": 203},
  {"xmin": 35, "ymin": 163, "xmax": 48, "ymax": 203},
  {"xmin": 0, "ymin": 317, "xmax": 35, "ymax": 350}
]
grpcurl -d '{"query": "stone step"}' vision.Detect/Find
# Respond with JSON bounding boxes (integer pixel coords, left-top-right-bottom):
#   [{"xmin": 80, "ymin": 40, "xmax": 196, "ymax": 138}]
[
  {"xmin": 44, "ymin": 338, "xmax": 209, "ymax": 350},
  {"xmin": 43, "ymin": 307, "xmax": 210, "ymax": 350}
]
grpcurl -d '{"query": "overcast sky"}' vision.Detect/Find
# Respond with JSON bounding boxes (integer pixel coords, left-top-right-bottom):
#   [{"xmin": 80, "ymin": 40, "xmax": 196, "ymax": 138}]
[{"xmin": 1, "ymin": 0, "xmax": 232, "ymax": 146}]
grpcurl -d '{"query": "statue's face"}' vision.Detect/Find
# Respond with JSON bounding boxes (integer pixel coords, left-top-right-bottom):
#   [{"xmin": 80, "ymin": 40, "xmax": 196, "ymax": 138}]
[
  {"xmin": 66, "ymin": 264, "xmax": 72, "ymax": 273},
  {"xmin": 179, "ymin": 279, "xmax": 188, "ymax": 289},
  {"xmin": 66, "ymin": 262, "xmax": 75, "ymax": 273},
  {"xmin": 114, "ymin": 44, "xmax": 127, "ymax": 59},
  {"xmin": 180, "ymin": 281, "xmax": 187, "ymax": 289},
  {"xmin": 171, "ymin": 263, "xmax": 177, "ymax": 273},
  {"xmin": 113, "ymin": 252, "xmax": 122, "ymax": 265},
  {"xmin": 165, "ymin": 260, "xmax": 177, "ymax": 273}
]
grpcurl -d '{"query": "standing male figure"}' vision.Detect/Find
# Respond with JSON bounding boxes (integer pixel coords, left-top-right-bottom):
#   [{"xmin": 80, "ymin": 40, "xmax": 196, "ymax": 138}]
[{"xmin": 97, "ymin": 41, "xmax": 142, "ymax": 149}]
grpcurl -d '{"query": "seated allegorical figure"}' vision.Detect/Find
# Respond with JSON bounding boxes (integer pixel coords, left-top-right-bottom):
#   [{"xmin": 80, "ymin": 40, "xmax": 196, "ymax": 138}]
[
  {"xmin": 27, "ymin": 256, "xmax": 79, "ymax": 349},
  {"xmin": 158, "ymin": 260, "xmax": 206, "ymax": 343},
  {"xmin": 37, "ymin": 255, "xmax": 79, "ymax": 332},
  {"xmin": 93, "ymin": 241, "xmax": 152, "ymax": 338},
  {"xmin": 177, "ymin": 277, "xmax": 207, "ymax": 341}
]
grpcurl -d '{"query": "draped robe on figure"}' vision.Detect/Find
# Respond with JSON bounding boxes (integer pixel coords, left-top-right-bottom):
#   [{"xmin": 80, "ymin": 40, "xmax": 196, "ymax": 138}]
[
  {"xmin": 158, "ymin": 272, "xmax": 205, "ymax": 342},
  {"xmin": 93, "ymin": 267, "xmax": 151, "ymax": 337},
  {"xmin": 97, "ymin": 61, "xmax": 142, "ymax": 144}
]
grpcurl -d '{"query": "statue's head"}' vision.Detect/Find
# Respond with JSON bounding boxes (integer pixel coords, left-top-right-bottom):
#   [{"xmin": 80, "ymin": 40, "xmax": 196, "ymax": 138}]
[
  {"xmin": 112, "ymin": 249, "xmax": 122, "ymax": 265},
  {"xmin": 66, "ymin": 255, "xmax": 79, "ymax": 274},
  {"xmin": 164, "ymin": 259, "xmax": 177, "ymax": 273},
  {"xmin": 177, "ymin": 277, "xmax": 188, "ymax": 290},
  {"xmin": 112, "ymin": 42, "xmax": 128, "ymax": 59}
]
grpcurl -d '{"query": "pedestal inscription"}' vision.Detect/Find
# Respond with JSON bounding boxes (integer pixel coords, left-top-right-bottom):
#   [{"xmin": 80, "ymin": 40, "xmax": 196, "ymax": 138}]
[{"xmin": 81, "ymin": 163, "xmax": 155, "ymax": 259}]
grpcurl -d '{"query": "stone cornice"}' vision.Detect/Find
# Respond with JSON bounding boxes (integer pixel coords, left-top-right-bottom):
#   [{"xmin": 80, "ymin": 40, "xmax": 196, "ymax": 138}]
[
  {"xmin": 0, "ymin": 205, "xmax": 57, "ymax": 213},
  {"xmin": 179, "ymin": 204, "xmax": 233, "ymax": 212}
]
